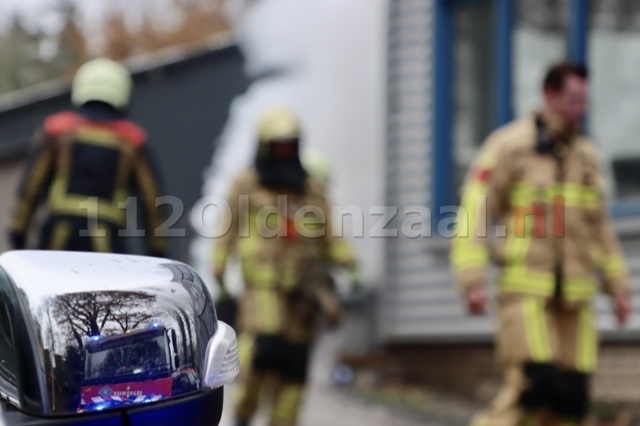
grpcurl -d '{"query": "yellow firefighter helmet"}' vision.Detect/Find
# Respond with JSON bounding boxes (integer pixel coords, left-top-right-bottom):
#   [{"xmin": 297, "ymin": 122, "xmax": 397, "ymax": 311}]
[
  {"xmin": 302, "ymin": 150, "xmax": 332, "ymax": 188},
  {"xmin": 72, "ymin": 58, "xmax": 133, "ymax": 110},
  {"xmin": 257, "ymin": 106, "xmax": 302, "ymax": 143}
]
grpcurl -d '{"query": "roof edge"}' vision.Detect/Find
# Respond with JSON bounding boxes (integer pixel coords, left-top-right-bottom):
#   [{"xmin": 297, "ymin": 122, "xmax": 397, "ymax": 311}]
[{"xmin": 0, "ymin": 31, "xmax": 237, "ymax": 114}]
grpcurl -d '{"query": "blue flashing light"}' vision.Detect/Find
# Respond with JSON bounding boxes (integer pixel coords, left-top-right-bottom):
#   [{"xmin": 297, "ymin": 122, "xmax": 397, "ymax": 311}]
[
  {"xmin": 88, "ymin": 335, "xmax": 103, "ymax": 342},
  {"xmin": 82, "ymin": 400, "xmax": 122, "ymax": 413}
]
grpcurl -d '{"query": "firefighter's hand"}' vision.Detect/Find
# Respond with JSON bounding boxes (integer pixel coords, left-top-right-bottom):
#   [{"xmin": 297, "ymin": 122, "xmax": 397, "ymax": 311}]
[
  {"xmin": 214, "ymin": 266, "xmax": 225, "ymax": 281},
  {"xmin": 612, "ymin": 292, "xmax": 632, "ymax": 326},
  {"xmin": 464, "ymin": 285, "xmax": 488, "ymax": 315},
  {"xmin": 9, "ymin": 231, "xmax": 26, "ymax": 250},
  {"xmin": 216, "ymin": 276, "xmax": 231, "ymax": 301},
  {"xmin": 149, "ymin": 249, "xmax": 167, "ymax": 259}
]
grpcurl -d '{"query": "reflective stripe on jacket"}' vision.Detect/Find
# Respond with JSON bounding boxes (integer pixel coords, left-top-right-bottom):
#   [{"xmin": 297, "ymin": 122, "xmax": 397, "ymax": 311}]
[
  {"xmin": 451, "ymin": 113, "xmax": 629, "ymax": 302},
  {"xmin": 214, "ymin": 168, "xmax": 355, "ymax": 335},
  {"xmin": 10, "ymin": 111, "xmax": 166, "ymax": 254}
]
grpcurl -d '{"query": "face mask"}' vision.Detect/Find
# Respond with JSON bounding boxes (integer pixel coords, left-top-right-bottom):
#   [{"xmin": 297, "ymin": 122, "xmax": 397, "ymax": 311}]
[{"xmin": 255, "ymin": 139, "xmax": 308, "ymax": 194}]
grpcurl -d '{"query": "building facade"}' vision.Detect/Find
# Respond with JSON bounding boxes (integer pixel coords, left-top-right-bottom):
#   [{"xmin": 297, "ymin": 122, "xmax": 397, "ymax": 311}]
[{"xmin": 384, "ymin": 0, "xmax": 640, "ymax": 401}]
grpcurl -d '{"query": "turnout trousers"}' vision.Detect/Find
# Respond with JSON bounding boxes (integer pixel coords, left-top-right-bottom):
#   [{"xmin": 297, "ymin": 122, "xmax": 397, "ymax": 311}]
[{"xmin": 472, "ymin": 295, "xmax": 597, "ymax": 426}]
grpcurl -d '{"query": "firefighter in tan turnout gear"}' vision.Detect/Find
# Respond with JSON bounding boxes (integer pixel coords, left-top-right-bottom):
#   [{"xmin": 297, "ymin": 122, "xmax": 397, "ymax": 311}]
[
  {"xmin": 301, "ymin": 149, "xmax": 363, "ymax": 321},
  {"xmin": 213, "ymin": 106, "xmax": 357, "ymax": 426},
  {"xmin": 451, "ymin": 62, "xmax": 632, "ymax": 425}
]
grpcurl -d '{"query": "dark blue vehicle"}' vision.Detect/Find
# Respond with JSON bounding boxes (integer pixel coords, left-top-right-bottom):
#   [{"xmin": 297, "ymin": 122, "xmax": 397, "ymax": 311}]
[{"xmin": 0, "ymin": 251, "xmax": 239, "ymax": 426}]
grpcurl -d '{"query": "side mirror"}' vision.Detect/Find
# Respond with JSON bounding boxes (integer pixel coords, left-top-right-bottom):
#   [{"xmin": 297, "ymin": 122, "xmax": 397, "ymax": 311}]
[{"xmin": 201, "ymin": 321, "xmax": 239, "ymax": 389}]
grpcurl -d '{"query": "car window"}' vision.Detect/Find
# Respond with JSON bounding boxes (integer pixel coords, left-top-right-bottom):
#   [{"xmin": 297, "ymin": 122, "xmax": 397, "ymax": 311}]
[{"xmin": 0, "ymin": 271, "xmax": 17, "ymax": 384}]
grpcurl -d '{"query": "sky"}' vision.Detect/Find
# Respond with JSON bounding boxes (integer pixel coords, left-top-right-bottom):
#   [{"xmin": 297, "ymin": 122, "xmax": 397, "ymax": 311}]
[
  {"xmin": 1, "ymin": 0, "xmax": 197, "ymax": 28},
  {"xmin": 0, "ymin": 0, "xmax": 182, "ymax": 53},
  {"xmin": 2, "ymin": 0, "xmax": 100, "ymax": 33}
]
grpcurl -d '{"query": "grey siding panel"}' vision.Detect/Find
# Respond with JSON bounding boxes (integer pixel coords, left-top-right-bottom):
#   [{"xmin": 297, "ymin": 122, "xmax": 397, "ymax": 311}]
[
  {"xmin": 385, "ymin": 237, "xmax": 640, "ymax": 342},
  {"xmin": 383, "ymin": 0, "xmax": 435, "ymax": 341}
]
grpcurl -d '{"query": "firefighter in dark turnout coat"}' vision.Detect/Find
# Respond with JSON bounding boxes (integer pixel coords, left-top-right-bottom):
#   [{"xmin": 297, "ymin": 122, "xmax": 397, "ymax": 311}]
[{"xmin": 9, "ymin": 58, "xmax": 166, "ymax": 255}]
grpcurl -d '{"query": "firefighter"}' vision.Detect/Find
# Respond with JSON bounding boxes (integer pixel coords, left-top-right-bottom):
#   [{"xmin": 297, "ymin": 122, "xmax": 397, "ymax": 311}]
[
  {"xmin": 301, "ymin": 149, "xmax": 362, "ymax": 323},
  {"xmin": 9, "ymin": 58, "xmax": 166, "ymax": 256},
  {"xmin": 301, "ymin": 150, "xmax": 333, "ymax": 190},
  {"xmin": 451, "ymin": 62, "xmax": 632, "ymax": 425},
  {"xmin": 213, "ymin": 106, "xmax": 357, "ymax": 426}
]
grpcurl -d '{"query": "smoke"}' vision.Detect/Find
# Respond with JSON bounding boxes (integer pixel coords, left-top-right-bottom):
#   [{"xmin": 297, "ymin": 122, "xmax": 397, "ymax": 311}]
[{"xmin": 191, "ymin": 0, "xmax": 386, "ymax": 294}]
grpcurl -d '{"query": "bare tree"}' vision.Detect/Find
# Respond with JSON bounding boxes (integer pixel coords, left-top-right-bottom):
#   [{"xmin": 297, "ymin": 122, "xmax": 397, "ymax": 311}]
[
  {"xmin": 51, "ymin": 291, "xmax": 158, "ymax": 350},
  {"xmin": 101, "ymin": 0, "xmax": 229, "ymax": 59}
]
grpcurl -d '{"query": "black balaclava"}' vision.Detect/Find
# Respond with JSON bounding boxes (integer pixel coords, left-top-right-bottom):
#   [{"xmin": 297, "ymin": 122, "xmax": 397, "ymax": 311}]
[
  {"xmin": 255, "ymin": 138, "xmax": 308, "ymax": 195},
  {"xmin": 78, "ymin": 100, "xmax": 126, "ymax": 122}
]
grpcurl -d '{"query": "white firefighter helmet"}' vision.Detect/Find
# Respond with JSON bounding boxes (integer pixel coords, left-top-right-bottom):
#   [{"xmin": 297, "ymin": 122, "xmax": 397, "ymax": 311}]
[
  {"xmin": 72, "ymin": 58, "xmax": 133, "ymax": 110},
  {"xmin": 256, "ymin": 105, "xmax": 302, "ymax": 143}
]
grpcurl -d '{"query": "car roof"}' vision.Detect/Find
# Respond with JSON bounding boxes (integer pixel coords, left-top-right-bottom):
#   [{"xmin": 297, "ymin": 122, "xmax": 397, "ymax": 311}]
[{"xmin": 0, "ymin": 251, "xmax": 179, "ymax": 297}]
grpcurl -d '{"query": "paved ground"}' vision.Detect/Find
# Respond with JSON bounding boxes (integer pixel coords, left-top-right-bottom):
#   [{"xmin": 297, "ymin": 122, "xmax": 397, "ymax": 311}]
[
  {"xmin": 219, "ymin": 318, "xmax": 434, "ymax": 426},
  {"xmin": 219, "ymin": 381, "xmax": 430, "ymax": 426}
]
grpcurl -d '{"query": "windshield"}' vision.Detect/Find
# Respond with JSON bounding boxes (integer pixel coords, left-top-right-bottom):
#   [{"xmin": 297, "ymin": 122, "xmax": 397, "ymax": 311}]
[{"xmin": 85, "ymin": 334, "xmax": 170, "ymax": 382}]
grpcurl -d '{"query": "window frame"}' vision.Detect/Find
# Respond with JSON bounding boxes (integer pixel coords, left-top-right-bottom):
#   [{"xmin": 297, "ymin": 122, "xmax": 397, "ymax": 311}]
[
  {"xmin": 432, "ymin": 0, "xmax": 640, "ymax": 220},
  {"xmin": 578, "ymin": 0, "xmax": 640, "ymax": 217},
  {"xmin": 432, "ymin": 0, "xmax": 513, "ymax": 222}
]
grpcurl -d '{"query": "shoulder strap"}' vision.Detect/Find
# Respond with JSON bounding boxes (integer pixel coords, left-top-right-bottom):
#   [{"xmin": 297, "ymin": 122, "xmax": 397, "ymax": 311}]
[{"xmin": 44, "ymin": 112, "xmax": 84, "ymax": 138}]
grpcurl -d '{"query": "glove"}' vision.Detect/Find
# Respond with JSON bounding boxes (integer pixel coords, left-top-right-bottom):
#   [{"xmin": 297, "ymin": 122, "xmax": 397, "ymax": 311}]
[
  {"xmin": 217, "ymin": 276, "xmax": 231, "ymax": 301},
  {"xmin": 612, "ymin": 291, "xmax": 632, "ymax": 326},
  {"xmin": 214, "ymin": 277, "xmax": 237, "ymax": 328},
  {"xmin": 149, "ymin": 249, "xmax": 167, "ymax": 259},
  {"xmin": 464, "ymin": 284, "xmax": 488, "ymax": 315},
  {"xmin": 9, "ymin": 231, "xmax": 26, "ymax": 250}
]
